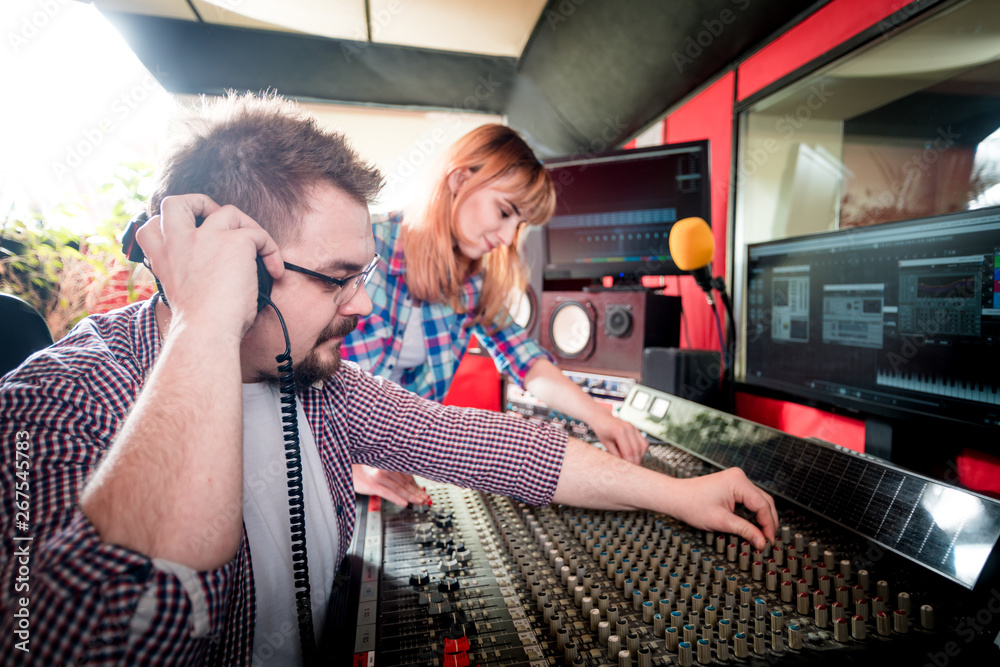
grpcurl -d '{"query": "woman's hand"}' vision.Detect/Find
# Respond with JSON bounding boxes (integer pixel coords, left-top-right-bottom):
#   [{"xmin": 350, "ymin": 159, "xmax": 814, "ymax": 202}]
[
  {"xmin": 589, "ymin": 411, "xmax": 649, "ymax": 465},
  {"xmin": 351, "ymin": 464, "xmax": 431, "ymax": 507}
]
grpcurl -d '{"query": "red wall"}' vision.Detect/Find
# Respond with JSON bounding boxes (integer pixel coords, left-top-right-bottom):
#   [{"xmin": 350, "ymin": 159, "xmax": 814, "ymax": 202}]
[{"xmin": 650, "ymin": 0, "xmax": 925, "ymax": 451}]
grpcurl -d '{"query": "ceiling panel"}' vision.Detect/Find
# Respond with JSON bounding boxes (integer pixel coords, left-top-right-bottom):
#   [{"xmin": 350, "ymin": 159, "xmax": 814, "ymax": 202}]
[
  {"xmin": 193, "ymin": 0, "xmax": 367, "ymax": 40},
  {"xmin": 369, "ymin": 0, "xmax": 547, "ymax": 57},
  {"xmin": 92, "ymin": 0, "xmax": 197, "ymax": 21}
]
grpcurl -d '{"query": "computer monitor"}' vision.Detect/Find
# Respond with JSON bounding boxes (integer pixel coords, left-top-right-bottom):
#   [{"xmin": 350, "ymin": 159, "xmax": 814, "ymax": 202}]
[
  {"xmin": 543, "ymin": 141, "xmax": 711, "ymax": 282},
  {"xmin": 743, "ymin": 208, "xmax": 1000, "ymax": 432}
]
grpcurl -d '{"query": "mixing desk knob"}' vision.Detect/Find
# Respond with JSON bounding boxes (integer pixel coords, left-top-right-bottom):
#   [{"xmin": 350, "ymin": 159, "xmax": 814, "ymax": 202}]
[
  {"xmin": 788, "ymin": 622, "xmax": 803, "ymax": 650},
  {"xmin": 683, "ymin": 623, "xmax": 697, "ymax": 644},
  {"xmin": 877, "ymin": 580, "xmax": 890, "ymax": 600},
  {"xmin": 696, "ymin": 638, "xmax": 712, "ymax": 664},
  {"xmin": 718, "ymin": 618, "xmax": 732, "ymax": 640},
  {"xmin": 410, "ymin": 571, "xmax": 429, "ymax": 586},
  {"xmin": 752, "ymin": 561, "xmax": 763, "ymax": 581},
  {"xmin": 590, "ymin": 607, "xmax": 601, "ymax": 631},
  {"xmin": 754, "ymin": 597, "xmax": 768, "ymax": 618},
  {"xmin": 429, "ymin": 598, "xmax": 452, "ymax": 615},
  {"xmin": 550, "ymin": 614, "xmax": 563, "ymax": 635},
  {"xmin": 877, "ymin": 610, "xmax": 891, "ymax": 636},
  {"xmin": 454, "ymin": 547, "xmax": 471, "ymax": 563},
  {"xmin": 766, "ymin": 569, "xmax": 778, "ymax": 591},
  {"xmin": 643, "ymin": 601, "xmax": 654, "ymax": 623},
  {"xmin": 921, "ymin": 604, "xmax": 935, "ymax": 630},
  {"xmin": 438, "ymin": 577, "xmax": 460, "ymax": 592},
  {"xmin": 608, "ymin": 605, "xmax": 620, "ymax": 625},
  {"xmin": 564, "ymin": 640, "xmax": 578, "ymax": 663},
  {"xmin": 809, "ymin": 541, "xmax": 820, "ymax": 561},
  {"xmin": 831, "ymin": 602, "xmax": 845, "ymax": 621},
  {"xmin": 617, "ymin": 650, "xmax": 631, "ymax": 667},
  {"xmin": 836, "ymin": 586, "xmax": 850, "ymax": 607},
  {"xmin": 574, "ymin": 585, "xmax": 584, "ymax": 606},
  {"xmin": 654, "ymin": 613, "xmax": 666, "ymax": 637},
  {"xmin": 414, "ymin": 523, "xmax": 435, "ymax": 541},
  {"xmin": 705, "ymin": 605, "xmax": 717, "ymax": 627},
  {"xmin": 663, "ymin": 625, "xmax": 682, "ymax": 654},
  {"xmin": 893, "ymin": 608, "xmax": 909, "ymax": 633},
  {"xmin": 802, "ymin": 565, "xmax": 814, "ymax": 587},
  {"xmin": 717, "ymin": 638, "xmax": 730, "ymax": 661},
  {"xmin": 897, "ymin": 592, "xmax": 911, "ymax": 615},
  {"xmin": 734, "ymin": 632, "xmax": 748, "ymax": 659},
  {"xmin": 598, "ymin": 621, "xmax": 611, "ymax": 644},
  {"xmin": 638, "ymin": 645, "xmax": 652, "ymax": 667},
  {"xmin": 627, "ymin": 631, "xmax": 640, "ymax": 655},
  {"xmin": 678, "ymin": 641, "xmax": 693, "ymax": 667},
  {"xmin": 439, "ymin": 558, "xmax": 460, "ymax": 573},
  {"xmin": 852, "ymin": 614, "xmax": 866, "ymax": 640},
  {"xmin": 824, "ymin": 549, "xmax": 835, "ymax": 570},
  {"xmin": 671, "ymin": 610, "xmax": 684, "ymax": 629},
  {"xmin": 858, "ymin": 569, "xmax": 870, "ymax": 592},
  {"xmin": 740, "ymin": 551, "xmax": 750, "ymax": 571},
  {"xmin": 856, "ymin": 598, "xmax": 868, "ymax": 621},
  {"xmin": 787, "ymin": 555, "xmax": 799, "ymax": 576},
  {"xmin": 833, "ymin": 617, "xmax": 849, "ymax": 642},
  {"xmin": 727, "ymin": 542, "xmax": 738, "ymax": 562},
  {"xmin": 781, "ymin": 580, "xmax": 793, "ymax": 602},
  {"xmin": 608, "ymin": 634, "xmax": 621, "ymax": 659},
  {"xmin": 839, "ymin": 559, "xmax": 851, "ymax": 579},
  {"xmin": 815, "ymin": 604, "xmax": 828, "ymax": 628},
  {"xmin": 543, "ymin": 602, "xmax": 555, "ymax": 623},
  {"xmin": 583, "ymin": 596, "xmax": 594, "ymax": 616}
]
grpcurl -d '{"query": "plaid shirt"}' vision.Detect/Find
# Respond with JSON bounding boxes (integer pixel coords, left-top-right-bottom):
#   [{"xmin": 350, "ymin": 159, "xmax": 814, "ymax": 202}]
[
  {"xmin": 0, "ymin": 297, "xmax": 567, "ymax": 665},
  {"xmin": 341, "ymin": 213, "xmax": 553, "ymax": 401}
]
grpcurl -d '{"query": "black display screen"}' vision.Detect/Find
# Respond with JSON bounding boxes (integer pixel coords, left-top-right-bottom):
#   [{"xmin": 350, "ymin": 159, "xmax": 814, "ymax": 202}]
[
  {"xmin": 543, "ymin": 141, "xmax": 711, "ymax": 281},
  {"xmin": 744, "ymin": 209, "xmax": 1000, "ymax": 429}
]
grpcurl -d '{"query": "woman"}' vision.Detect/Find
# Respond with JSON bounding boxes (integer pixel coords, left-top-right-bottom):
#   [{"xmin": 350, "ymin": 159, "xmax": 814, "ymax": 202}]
[{"xmin": 342, "ymin": 124, "xmax": 648, "ymax": 505}]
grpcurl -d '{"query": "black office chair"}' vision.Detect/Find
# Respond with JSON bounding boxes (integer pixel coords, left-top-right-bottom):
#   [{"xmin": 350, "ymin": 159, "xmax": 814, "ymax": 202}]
[{"xmin": 0, "ymin": 293, "xmax": 54, "ymax": 377}]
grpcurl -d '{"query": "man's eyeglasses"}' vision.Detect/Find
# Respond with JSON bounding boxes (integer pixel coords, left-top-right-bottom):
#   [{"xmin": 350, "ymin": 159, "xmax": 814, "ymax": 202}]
[{"xmin": 283, "ymin": 254, "xmax": 380, "ymax": 306}]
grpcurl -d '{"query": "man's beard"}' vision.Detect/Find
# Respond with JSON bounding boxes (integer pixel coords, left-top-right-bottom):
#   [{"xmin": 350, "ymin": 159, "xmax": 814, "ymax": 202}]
[{"xmin": 261, "ymin": 315, "xmax": 358, "ymax": 392}]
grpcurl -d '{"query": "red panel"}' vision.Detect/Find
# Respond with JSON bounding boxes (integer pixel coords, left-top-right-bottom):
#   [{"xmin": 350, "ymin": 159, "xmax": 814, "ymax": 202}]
[
  {"xmin": 662, "ymin": 71, "xmax": 735, "ymax": 352},
  {"xmin": 737, "ymin": 0, "xmax": 917, "ymax": 101},
  {"xmin": 956, "ymin": 449, "xmax": 1000, "ymax": 499},
  {"xmin": 442, "ymin": 343, "xmax": 501, "ymax": 411},
  {"xmin": 736, "ymin": 392, "xmax": 865, "ymax": 453}
]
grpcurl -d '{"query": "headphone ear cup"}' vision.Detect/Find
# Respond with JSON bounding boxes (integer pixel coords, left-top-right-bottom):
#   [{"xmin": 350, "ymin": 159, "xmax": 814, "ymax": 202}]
[{"xmin": 121, "ymin": 211, "xmax": 149, "ymax": 262}]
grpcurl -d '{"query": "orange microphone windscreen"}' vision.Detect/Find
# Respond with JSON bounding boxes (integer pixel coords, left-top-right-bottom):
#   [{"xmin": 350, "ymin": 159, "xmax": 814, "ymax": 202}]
[{"xmin": 668, "ymin": 217, "xmax": 714, "ymax": 271}]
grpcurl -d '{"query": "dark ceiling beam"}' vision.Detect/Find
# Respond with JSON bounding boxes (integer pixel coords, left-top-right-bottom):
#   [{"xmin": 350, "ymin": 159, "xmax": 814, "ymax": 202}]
[
  {"xmin": 507, "ymin": 0, "xmax": 828, "ymax": 157},
  {"xmin": 98, "ymin": 11, "xmax": 516, "ymax": 114}
]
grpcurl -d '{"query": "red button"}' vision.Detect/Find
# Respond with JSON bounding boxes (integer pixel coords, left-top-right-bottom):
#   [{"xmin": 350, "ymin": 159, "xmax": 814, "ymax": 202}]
[
  {"xmin": 443, "ymin": 652, "xmax": 470, "ymax": 667},
  {"xmin": 444, "ymin": 636, "xmax": 471, "ymax": 653}
]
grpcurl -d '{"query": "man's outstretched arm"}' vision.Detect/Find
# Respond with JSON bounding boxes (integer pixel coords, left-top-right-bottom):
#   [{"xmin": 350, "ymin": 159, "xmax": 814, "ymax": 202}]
[{"xmin": 553, "ymin": 437, "xmax": 778, "ymax": 550}]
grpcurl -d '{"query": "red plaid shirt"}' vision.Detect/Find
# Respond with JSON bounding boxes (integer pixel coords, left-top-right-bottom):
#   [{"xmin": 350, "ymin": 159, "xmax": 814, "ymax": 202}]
[{"xmin": 0, "ymin": 297, "xmax": 566, "ymax": 665}]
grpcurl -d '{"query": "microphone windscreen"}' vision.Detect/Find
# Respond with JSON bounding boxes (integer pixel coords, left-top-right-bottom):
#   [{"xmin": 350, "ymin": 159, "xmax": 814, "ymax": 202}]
[{"xmin": 668, "ymin": 217, "xmax": 714, "ymax": 271}]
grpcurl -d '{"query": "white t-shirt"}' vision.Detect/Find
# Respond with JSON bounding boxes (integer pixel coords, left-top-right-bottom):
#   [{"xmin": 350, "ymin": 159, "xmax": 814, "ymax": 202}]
[
  {"xmin": 241, "ymin": 382, "xmax": 339, "ymax": 665},
  {"xmin": 390, "ymin": 305, "xmax": 427, "ymax": 383}
]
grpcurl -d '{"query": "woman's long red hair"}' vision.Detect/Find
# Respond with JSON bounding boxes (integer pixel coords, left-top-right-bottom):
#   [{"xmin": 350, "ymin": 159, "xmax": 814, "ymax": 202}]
[{"xmin": 402, "ymin": 124, "xmax": 556, "ymax": 332}]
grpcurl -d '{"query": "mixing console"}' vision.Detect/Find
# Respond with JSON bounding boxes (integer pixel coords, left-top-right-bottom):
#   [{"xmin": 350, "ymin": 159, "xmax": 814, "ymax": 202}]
[{"xmin": 325, "ymin": 387, "xmax": 1000, "ymax": 666}]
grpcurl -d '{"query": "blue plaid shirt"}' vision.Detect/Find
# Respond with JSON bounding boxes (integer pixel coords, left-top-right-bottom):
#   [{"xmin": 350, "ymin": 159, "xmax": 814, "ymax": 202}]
[{"xmin": 342, "ymin": 213, "xmax": 553, "ymax": 401}]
